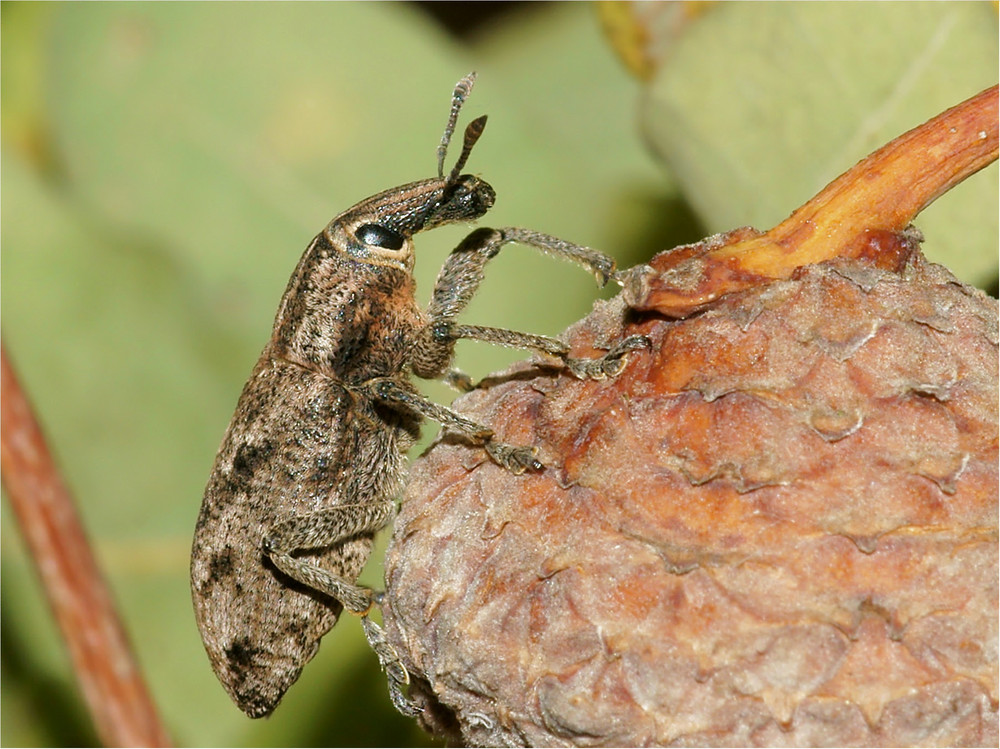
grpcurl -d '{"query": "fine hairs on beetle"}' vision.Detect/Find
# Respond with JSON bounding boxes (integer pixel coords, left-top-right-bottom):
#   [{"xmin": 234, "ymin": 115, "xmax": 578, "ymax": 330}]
[{"xmin": 190, "ymin": 73, "xmax": 648, "ymax": 718}]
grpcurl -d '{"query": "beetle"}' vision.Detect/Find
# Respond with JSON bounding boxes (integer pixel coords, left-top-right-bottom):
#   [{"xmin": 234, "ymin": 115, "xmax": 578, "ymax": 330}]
[{"xmin": 190, "ymin": 73, "xmax": 647, "ymax": 717}]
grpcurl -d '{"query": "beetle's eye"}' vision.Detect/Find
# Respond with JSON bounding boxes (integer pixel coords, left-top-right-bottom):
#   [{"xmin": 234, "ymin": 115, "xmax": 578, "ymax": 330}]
[{"xmin": 356, "ymin": 223, "xmax": 405, "ymax": 251}]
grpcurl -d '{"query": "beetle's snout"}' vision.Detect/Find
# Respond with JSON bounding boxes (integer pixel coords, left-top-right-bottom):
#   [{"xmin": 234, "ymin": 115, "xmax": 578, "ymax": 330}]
[
  {"xmin": 450, "ymin": 174, "xmax": 496, "ymax": 215},
  {"xmin": 425, "ymin": 174, "xmax": 495, "ymax": 230}
]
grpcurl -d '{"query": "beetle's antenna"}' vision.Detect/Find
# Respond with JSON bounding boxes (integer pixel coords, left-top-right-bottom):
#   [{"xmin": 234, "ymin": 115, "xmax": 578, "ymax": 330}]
[
  {"xmin": 438, "ymin": 72, "xmax": 478, "ymax": 180},
  {"xmin": 446, "ymin": 115, "xmax": 488, "ymax": 186}
]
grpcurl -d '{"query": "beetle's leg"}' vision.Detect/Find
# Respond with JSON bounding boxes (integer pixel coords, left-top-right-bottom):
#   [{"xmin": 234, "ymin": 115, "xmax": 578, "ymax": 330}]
[
  {"xmin": 410, "ymin": 227, "xmax": 649, "ymax": 383},
  {"xmin": 262, "ymin": 501, "xmax": 419, "ymax": 716},
  {"xmin": 421, "ymin": 227, "xmax": 615, "ymax": 328},
  {"xmin": 262, "ymin": 501, "xmax": 394, "ymax": 613},
  {"xmin": 360, "ymin": 616, "xmax": 420, "ymax": 717},
  {"xmin": 427, "ymin": 322, "xmax": 649, "ymax": 381},
  {"xmin": 442, "ymin": 368, "xmax": 476, "ymax": 392},
  {"xmin": 363, "ymin": 377, "xmax": 542, "ymax": 474}
]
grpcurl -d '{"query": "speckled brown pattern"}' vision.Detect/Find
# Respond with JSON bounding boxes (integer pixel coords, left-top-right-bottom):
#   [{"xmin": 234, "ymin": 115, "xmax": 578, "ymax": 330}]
[{"xmin": 190, "ymin": 73, "xmax": 643, "ymax": 719}]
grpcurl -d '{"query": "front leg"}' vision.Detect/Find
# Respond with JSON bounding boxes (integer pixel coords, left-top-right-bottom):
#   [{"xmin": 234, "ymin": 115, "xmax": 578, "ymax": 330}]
[
  {"xmin": 410, "ymin": 225, "xmax": 648, "ymax": 383},
  {"xmin": 422, "ymin": 226, "xmax": 616, "ymax": 327}
]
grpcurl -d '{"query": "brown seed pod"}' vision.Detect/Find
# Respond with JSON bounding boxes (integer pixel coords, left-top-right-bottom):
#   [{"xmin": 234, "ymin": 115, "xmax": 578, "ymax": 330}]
[{"xmin": 383, "ymin": 87, "xmax": 998, "ymax": 746}]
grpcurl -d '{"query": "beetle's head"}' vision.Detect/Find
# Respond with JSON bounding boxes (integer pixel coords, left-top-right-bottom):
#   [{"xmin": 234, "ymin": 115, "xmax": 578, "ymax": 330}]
[{"xmin": 324, "ymin": 73, "xmax": 494, "ymax": 270}]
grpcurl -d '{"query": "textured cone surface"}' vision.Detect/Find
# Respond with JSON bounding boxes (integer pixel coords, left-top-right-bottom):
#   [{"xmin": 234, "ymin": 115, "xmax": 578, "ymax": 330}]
[{"xmin": 384, "ymin": 247, "xmax": 998, "ymax": 747}]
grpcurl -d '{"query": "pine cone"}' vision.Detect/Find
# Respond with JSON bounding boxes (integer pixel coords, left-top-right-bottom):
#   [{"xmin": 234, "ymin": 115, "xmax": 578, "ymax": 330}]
[{"xmin": 383, "ymin": 88, "xmax": 998, "ymax": 746}]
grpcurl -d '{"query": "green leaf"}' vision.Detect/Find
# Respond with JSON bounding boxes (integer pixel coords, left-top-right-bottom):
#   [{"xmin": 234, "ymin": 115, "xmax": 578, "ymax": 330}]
[{"xmin": 644, "ymin": 1, "xmax": 998, "ymax": 288}]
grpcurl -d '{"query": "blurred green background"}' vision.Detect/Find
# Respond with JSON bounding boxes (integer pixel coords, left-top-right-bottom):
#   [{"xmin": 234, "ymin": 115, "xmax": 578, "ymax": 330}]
[{"xmin": 1, "ymin": 2, "xmax": 995, "ymax": 746}]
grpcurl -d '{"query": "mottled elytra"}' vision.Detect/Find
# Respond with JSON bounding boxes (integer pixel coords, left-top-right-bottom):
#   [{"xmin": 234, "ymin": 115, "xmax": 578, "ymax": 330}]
[{"xmin": 190, "ymin": 72, "xmax": 648, "ymax": 718}]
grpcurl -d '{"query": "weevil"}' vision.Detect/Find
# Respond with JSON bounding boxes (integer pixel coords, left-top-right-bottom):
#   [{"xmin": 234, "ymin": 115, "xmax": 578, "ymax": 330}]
[{"xmin": 190, "ymin": 73, "xmax": 648, "ymax": 718}]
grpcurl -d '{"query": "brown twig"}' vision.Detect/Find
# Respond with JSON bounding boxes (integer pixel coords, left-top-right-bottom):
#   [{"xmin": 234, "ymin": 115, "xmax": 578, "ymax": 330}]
[
  {"xmin": 1, "ymin": 342, "xmax": 171, "ymax": 747},
  {"xmin": 628, "ymin": 84, "xmax": 999, "ymax": 316}
]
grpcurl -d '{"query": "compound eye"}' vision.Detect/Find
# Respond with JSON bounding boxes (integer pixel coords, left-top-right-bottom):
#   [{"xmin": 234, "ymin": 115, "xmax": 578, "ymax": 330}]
[{"xmin": 356, "ymin": 223, "xmax": 405, "ymax": 251}]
